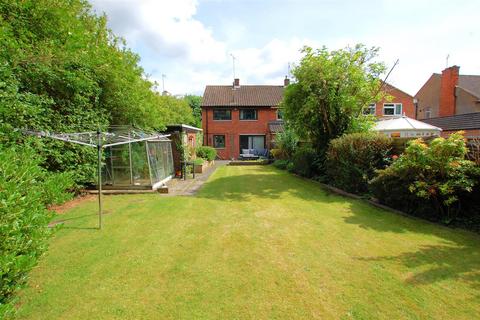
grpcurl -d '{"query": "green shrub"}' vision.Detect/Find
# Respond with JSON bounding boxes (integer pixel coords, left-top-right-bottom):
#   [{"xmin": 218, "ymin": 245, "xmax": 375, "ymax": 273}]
[
  {"xmin": 370, "ymin": 132, "xmax": 480, "ymax": 224},
  {"xmin": 193, "ymin": 158, "xmax": 205, "ymax": 166},
  {"xmin": 273, "ymin": 159, "xmax": 290, "ymax": 170},
  {"xmin": 0, "ymin": 146, "xmax": 73, "ymax": 318},
  {"xmin": 291, "ymin": 146, "xmax": 318, "ymax": 178},
  {"xmin": 326, "ymin": 133, "xmax": 392, "ymax": 194},
  {"xmin": 275, "ymin": 128, "xmax": 298, "ymax": 159},
  {"xmin": 196, "ymin": 146, "xmax": 217, "ymax": 161},
  {"xmin": 270, "ymin": 148, "xmax": 286, "ymax": 160}
]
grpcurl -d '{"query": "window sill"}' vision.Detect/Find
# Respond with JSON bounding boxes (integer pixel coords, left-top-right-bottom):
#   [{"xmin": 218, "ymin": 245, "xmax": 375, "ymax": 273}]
[
  {"xmin": 239, "ymin": 119, "xmax": 258, "ymax": 121},
  {"xmin": 213, "ymin": 119, "xmax": 232, "ymax": 121}
]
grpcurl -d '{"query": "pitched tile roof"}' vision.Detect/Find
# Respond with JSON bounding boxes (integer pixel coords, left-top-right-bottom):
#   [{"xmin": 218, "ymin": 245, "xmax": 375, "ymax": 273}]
[
  {"xmin": 268, "ymin": 120, "xmax": 285, "ymax": 133},
  {"xmin": 422, "ymin": 112, "xmax": 480, "ymax": 131},
  {"xmin": 458, "ymin": 75, "xmax": 480, "ymax": 98},
  {"xmin": 202, "ymin": 85, "xmax": 284, "ymax": 107}
]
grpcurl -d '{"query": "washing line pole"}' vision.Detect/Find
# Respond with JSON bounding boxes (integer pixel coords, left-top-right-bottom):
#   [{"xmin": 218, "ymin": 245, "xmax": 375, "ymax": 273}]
[{"xmin": 97, "ymin": 128, "xmax": 102, "ymax": 230}]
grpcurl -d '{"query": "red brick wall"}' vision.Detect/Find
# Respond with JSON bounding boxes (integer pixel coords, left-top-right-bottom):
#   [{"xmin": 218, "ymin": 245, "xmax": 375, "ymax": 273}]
[
  {"xmin": 439, "ymin": 66, "xmax": 459, "ymax": 117},
  {"xmin": 374, "ymin": 85, "xmax": 415, "ymax": 118},
  {"xmin": 202, "ymin": 107, "xmax": 278, "ymax": 159}
]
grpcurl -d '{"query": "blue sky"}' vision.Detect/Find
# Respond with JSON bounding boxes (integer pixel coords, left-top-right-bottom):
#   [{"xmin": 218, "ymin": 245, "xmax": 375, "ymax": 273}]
[{"xmin": 91, "ymin": 0, "xmax": 480, "ymax": 96}]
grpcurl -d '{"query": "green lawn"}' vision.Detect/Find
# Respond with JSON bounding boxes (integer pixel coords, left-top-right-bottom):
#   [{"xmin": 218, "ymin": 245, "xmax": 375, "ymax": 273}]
[{"xmin": 17, "ymin": 165, "xmax": 480, "ymax": 319}]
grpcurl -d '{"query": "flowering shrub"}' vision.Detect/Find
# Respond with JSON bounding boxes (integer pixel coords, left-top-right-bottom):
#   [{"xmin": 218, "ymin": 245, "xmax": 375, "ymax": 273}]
[{"xmin": 370, "ymin": 132, "xmax": 480, "ymax": 224}]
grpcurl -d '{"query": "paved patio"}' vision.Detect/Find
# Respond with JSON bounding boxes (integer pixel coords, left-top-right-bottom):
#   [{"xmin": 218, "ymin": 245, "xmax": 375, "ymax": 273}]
[{"xmin": 165, "ymin": 160, "xmax": 228, "ymax": 196}]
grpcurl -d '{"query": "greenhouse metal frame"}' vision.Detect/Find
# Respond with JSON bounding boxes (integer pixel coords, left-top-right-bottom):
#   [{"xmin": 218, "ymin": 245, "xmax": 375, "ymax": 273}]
[{"xmin": 24, "ymin": 127, "xmax": 173, "ymax": 229}]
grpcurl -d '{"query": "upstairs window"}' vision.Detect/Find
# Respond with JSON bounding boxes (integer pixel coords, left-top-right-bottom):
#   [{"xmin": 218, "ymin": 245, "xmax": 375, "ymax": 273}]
[
  {"xmin": 425, "ymin": 107, "xmax": 431, "ymax": 119},
  {"xmin": 383, "ymin": 103, "xmax": 402, "ymax": 116},
  {"xmin": 276, "ymin": 109, "xmax": 284, "ymax": 120},
  {"xmin": 239, "ymin": 109, "xmax": 258, "ymax": 120},
  {"xmin": 213, "ymin": 109, "xmax": 232, "ymax": 120},
  {"xmin": 363, "ymin": 103, "xmax": 376, "ymax": 115}
]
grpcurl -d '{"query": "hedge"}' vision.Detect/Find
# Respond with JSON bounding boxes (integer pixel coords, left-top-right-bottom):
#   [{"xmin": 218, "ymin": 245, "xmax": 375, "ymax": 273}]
[
  {"xmin": 0, "ymin": 147, "xmax": 73, "ymax": 318},
  {"xmin": 326, "ymin": 132, "xmax": 392, "ymax": 194}
]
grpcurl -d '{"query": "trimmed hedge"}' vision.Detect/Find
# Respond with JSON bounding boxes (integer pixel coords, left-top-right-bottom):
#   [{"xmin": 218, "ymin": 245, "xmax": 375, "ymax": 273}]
[
  {"xmin": 196, "ymin": 146, "xmax": 217, "ymax": 161},
  {"xmin": 326, "ymin": 133, "xmax": 392, "ymax": 194},
  {"xmin": 291, "ymin": 146, "xmax": 318, "ymax": 178},
  {"xmin": 0, "ymin": 147, "xmax": 73, "ymax": 318}
]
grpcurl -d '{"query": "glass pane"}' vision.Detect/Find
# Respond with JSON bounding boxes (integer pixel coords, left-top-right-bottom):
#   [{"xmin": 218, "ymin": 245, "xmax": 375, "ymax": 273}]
[
  {"xmin": 395, "ymin": 104, "xmax": 402, "ymax": 115},
  {"xmin": 131, "ymin": 142, "xmax": 150, "ymax": 186},
  {"xmin": 213, "ymin": 135, "xmax": 225, "ymax": 148},
  {"xmin": 240, "ymin": 109, "xmax": 257, "ymax": 120},
  {"xmin": 213, "ymin": 109, "xmax": 231, "ymax": 120},
  {"xmin": 384, "ymin": 107, "xmax": 394, "ymax": 115}
]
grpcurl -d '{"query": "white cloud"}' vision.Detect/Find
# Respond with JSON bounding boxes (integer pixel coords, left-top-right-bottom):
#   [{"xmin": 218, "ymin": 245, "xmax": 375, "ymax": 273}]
[
  {"xmin": 91, "ymin": 0, "xmax": 226, "ymax": 64},
  {"xmin": 90, "ymin": 0, "xmax": 480, "ymax": 96}
]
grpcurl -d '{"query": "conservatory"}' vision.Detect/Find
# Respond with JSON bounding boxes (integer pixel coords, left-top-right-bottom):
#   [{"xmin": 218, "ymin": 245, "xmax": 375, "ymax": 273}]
[{"xmin": 374, "ymin": 116, "xmax": 442, "ymax": 138}]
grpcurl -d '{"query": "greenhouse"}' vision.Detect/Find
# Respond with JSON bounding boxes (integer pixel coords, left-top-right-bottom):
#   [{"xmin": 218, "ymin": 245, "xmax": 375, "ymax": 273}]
[
  {"xmin": 102, "ymin": 128, "xmax": 174, "ymax": 190},
  {"xmin": 24, "ymin": 126, "xmax": 174, "ymax": 229}
]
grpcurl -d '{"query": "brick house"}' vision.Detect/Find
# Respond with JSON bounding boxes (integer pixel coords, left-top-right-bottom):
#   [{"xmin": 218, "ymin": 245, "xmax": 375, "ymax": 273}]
[
  {"xmin": 364, "ymin": 83, "xmax": 416, "ymax": 118},
  {"xmin": 416, "ymin": 66, "xmax": 480, "ymax": 137},
  {"xmin": 201, "ymin": 78, "xmax": 286, "ymax": 160}
]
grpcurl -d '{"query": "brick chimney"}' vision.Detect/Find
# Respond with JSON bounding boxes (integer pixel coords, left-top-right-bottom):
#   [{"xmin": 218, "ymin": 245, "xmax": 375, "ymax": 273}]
[
  {"xmin": 439, "ymin": 65, "xmax": 459, "ymax": 117},
  {"xmin": 284, "ymin": 76, "xmax": 290, "ymax": 87},
  {"xmin": 233, "ymin": 78, "xmax": 240, "ymax": 89}
]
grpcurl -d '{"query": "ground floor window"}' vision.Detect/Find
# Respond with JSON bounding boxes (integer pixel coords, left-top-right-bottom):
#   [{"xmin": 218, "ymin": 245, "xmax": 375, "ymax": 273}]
[
  {"xmin": 383, "ymin": 103, "xmax": 402, "ymax": 116},
  {"xmin": 213, "ymin": 135, "xmax": 225, "ymax": 148},
  {"xmin": 239, "ymin": 135, "xmax": 265, "ymax": 152}
]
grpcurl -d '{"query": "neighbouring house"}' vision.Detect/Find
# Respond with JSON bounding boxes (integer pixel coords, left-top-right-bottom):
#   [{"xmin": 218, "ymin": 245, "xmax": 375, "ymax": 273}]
[
  {"xmin": 416, "ymin": 65, "xmax": 480, "ymax": 137},
  {"xmin": 201, "ymin": 78, "xmax": 287, "ymax": 160},
  {"xmin": 364, "ymin": 83, "xmax": 416, "ymax": 118},
  {"xmin": 163, "ymin": 124, "xmax": 203, "ymax": 175}
]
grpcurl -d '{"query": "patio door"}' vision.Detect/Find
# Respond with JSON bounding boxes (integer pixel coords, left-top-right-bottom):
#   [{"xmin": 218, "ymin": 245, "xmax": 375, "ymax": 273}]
[{"xmin": 239, "ymin": 135, "xmax": 265, "ymax": 152}]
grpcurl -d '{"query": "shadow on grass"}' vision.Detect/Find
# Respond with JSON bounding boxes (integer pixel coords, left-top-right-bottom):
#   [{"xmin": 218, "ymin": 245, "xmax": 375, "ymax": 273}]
[
  {"xmin": 197, "ymin": 167, "xmax": 343, "ymax": 204},
  {"xmin": 357, "ymin": 243, "xmax": 480, "ymax": 292},
  {"xmin": 50, "ymin": 213, "xmax": 100, "ymax": 231},
  {"xmin": 198, "ymin": 165, "xmax": 480, "ymax": 289}
]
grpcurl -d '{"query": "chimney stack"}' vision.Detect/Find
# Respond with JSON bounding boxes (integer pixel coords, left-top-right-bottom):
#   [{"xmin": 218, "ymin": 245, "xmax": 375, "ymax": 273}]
[
  {"xmin": 233, "ymin": 78, "xmax": 240, "ymax": 89},
  {"xmin": 439, "ymin": 65, "xmax": 459, "ymax": 117},
  {"xmin": 284, "ymin": 76, "xmax": 290, "ymax": 87}
]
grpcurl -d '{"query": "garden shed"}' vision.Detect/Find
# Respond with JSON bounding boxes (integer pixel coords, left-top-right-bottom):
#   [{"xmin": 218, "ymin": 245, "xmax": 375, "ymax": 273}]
[
  {"xmin": 163, "ymin": 124, "xmax": 203, "ymax": 175},
  {"xmin": 374, "ymin": 116, "xmax": 442, "ymax": 138}
]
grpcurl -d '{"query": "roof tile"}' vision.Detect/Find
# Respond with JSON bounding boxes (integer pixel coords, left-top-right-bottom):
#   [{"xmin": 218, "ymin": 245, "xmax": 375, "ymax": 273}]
[
  {"xmin": 202, "ymin": 85, "xmax": 284, "ymax": 107},
  {"xmin": 423, "ymin": 112, "xmax": 480, "ymax": 130}
]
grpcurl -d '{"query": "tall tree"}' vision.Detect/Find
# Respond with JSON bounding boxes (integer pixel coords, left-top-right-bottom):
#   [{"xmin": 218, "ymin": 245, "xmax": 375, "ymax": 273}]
[
  {"xmin": 0, "ymin": 0, "xmax": 194, "ymax": 185},
  {"xmin": 184, "ymin": 95, "xmax": 202, "ymax": 128},
  {"xmin": 282, "ymin": 45, "xmax": 385, "ymax": 160}
]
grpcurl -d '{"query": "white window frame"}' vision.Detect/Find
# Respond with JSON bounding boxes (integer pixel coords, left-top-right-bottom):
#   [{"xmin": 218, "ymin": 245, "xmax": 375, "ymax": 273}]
[
  {"xmin": 364, "ymin": 103, "xmax": 376, "ymax": 115},
  {"xmin": 383, "ymin": 103, "xmax": 402, "ymax": 116},
  {"xmin": 425, "ymin": 107, "xmax": 431, "ymax": 119}
]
